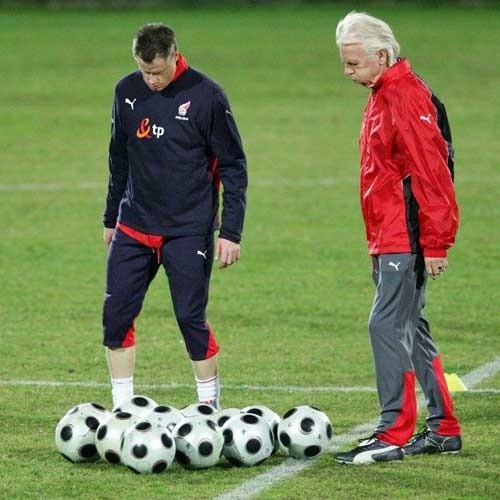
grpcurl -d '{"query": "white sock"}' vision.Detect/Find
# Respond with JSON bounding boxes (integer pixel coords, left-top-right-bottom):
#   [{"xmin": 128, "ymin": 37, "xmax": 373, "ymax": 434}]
[
  {"xmin": 196, "ymin": 374, "xmax": 220, "ymax": 410},
  {"xmin": 111, "ymin": 376, "xmax": 134, "ymax": 408}
]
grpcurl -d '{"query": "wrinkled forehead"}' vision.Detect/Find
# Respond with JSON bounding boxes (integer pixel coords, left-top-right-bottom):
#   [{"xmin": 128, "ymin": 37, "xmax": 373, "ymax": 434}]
[{"xmin": 340, "ymin": 43, "xmax": 370, "ymax": 62}]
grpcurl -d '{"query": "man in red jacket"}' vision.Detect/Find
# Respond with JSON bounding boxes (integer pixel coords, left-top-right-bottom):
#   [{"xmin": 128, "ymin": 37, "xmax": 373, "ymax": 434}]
[{"xmin": 334, "ymin": 12, "xmax": 462, "ymax": 465}]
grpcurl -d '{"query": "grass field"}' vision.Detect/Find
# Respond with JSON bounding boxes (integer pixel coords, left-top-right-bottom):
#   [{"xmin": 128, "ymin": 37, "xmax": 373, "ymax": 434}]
[{"xmin": 1, "ymin": 2, "xmax": 499, "ymax": 498}]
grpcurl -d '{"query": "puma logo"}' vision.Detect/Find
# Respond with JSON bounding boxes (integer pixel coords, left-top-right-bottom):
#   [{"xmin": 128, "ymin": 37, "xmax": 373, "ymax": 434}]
[
  {"xmin": 125, "ymin": 98, "xmax": 137, "ymax": 110},
  {"xmin": 388, "ymin": 261, "xmax": 401, "ymax": 271},
  {"xmin": 197, "ymin": 250, "xmax": 207, "ymax": 260},
  {"xmin": 419, "ymin": 113, "xmax": 431, "ymax": 124}
]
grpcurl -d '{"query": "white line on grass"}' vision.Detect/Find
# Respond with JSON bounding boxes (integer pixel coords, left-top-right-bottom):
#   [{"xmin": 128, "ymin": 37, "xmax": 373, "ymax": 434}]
[
  {"xmin": 0, "ymin": 179, "xmax": 353, "ymax": 191},
  {"xmin": 214, "ymin": 357, "xmax": 500, "ymax": 500},
  {"xmin": 0, "ymin": 379, "xmax": 377, "ymax": 393},
  {"xmin": 1, "ymin": 379, "xmax": 499, "ymax": 394},
  {"xmin": 0, "ymin": 175, "xmax": 495, "ymax": 192}
]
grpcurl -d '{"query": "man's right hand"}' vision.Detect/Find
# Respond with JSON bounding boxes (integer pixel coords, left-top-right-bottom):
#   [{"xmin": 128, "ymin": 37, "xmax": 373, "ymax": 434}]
[{"xmin": 103, "ymin": 227, "xmax": 115, "ymax": 249}]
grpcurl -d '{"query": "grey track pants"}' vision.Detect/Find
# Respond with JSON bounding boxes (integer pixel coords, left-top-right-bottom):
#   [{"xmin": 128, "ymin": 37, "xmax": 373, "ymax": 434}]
[{"xmin": 368, "ymin": 253, "xmax": 460, "ymax": 445}]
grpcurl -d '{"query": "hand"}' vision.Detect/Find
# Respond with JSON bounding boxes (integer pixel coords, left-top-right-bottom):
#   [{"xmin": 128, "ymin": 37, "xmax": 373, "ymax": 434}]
[
  {"xmin": 425, "ymin": 257, "xmax": 448, "ymax": 279},
  {"xmin": 103, "ymin": 227, "xmax": 115, "ymax": 249},
  {"xmin": 215, "ymin": 238, "xmax": 240, "ymax": 269}
]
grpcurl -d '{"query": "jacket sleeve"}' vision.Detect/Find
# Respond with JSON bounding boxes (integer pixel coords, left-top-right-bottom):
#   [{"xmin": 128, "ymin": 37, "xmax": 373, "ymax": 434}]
[
  {"xmin": 394, "ymin": 91, "xmax": 459, "ymax": 257},
  {"xmin": 103, "ymin": 92, "xmax": 129, "ymax": 228},
  {"xmin": 208, "ymin": 90, "xmax": 248, "ymax": 243}
]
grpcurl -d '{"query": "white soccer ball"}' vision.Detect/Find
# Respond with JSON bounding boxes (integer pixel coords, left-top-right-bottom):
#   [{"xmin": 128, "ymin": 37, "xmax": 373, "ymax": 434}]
[
  {"xmin": 211, "ymin": 407, "xmax": 241, "ymax": 428},
  {"xmin": 221, "ymin": 413, "xmax": 274, "ymax": 466},
  {"xmin": 277, "ymin": 405, "xmax": 333, "ymax": 459},
  {"xmin": 181, "ymin": 402, "xmax": 217, "ymax": 418},
  {"xmin": 241, "ymin": 405, "xmax": 282, "ymax": 454},
  {"xmin": 112, "ymin": 395, "xmax": 158, "ymax": 419},
  {"xmin": 144, "ymin": 404, "xmax": 184, "ymax": 432},
  {"xmin": 55, "ymin": 402, "xmax": 110, "ymax": 463},
  {"xmin": 173, "ymin": 415, "xmax": 224, "ymax": 469},
  {"xmin": 96, "ymin": 411, "xmax": 139, "ymax": 464},
  {"xmin": 121, "ymin": 421, "xmax": 176, "ymax": 474}
]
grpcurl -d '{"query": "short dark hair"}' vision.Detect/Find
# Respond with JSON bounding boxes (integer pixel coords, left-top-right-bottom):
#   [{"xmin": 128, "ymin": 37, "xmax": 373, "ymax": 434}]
[{"xmin": 132, "ymin": 23, "xmax": 177, "ymax": 63}]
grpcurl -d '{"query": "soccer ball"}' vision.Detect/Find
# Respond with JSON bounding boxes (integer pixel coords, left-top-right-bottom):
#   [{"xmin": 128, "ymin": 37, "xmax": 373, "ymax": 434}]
[
  {"xmin": 221, "ymin": 413, "xmax": 274, "ymax": 466},
  {"xmin": 173, "ymin": 415, "xmax": 224, "ymax": 469},
  {"xmin": 241, "ymin": 405, "xmax": 282, "ymax": 454},
  {"xmin": 181, "ymin": 402, "xmax": 217, "ymax": 418},
  {"xmin": 55, "ymin": 402, "xmax": 110, "ymax": 463},
  {"xmin": 277, "ymin": 405, "xmax": 333, "ymax": 459},
  {"xmin": 96, "ymin": 411, "xmax": 139, "ymax": 464},
  {"xmin": 211, "ymin": 407, "xmax": 241, "ymax": 428},
  {"xmin": 112, "ymin": 395, "xmax": 158, "ymax": 419},
  {"xmin": 144, "ymin": 405, "xmax": 184, "ymax": 432},
  {"xmin": 121, "ymin": 421, "xmax": 176, "ymax": 474}
]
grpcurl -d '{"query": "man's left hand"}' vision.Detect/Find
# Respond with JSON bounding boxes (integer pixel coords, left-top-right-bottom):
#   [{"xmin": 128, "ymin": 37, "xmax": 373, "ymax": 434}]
[
  {"xmin": 215, "ymin": 238, "xmax": 240, "ymax": 269},
  {"xmin": 425, "ymin": 257, "xmax": 448, "ymax": 279}
]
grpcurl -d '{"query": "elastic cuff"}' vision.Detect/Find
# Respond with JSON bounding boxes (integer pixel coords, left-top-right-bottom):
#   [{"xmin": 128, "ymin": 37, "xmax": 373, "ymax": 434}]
[{"xmin": 423, "ymin": 248, "xmax": 447, "ymax": 258}]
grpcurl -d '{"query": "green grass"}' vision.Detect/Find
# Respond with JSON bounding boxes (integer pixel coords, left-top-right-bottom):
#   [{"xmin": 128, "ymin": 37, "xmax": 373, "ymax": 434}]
[{"xmin": 1, "ymin": 3, "xmax": 499, "ymax": 498}]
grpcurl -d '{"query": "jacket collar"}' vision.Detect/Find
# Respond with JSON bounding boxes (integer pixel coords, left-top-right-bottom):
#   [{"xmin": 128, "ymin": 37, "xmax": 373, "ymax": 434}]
[
  {"xmin": 172, "ymin": 53, "xmax": 189, "ymax": 82},
  {"xmin": 372, "ymin": 58, "xmax": 411, "ymax": 92}
]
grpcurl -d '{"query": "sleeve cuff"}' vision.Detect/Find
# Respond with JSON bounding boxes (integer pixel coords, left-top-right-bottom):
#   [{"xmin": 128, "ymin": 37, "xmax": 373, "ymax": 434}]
[{"xmin": 423, "ymin": 248, "xmax": 447, "ymax": 258}]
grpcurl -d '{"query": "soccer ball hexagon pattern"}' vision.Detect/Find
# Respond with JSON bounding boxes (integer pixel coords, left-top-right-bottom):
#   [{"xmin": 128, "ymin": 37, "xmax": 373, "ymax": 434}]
[
  {"xmin": 241, "ymin": 404, "xmax": 282, "ymax": 454},
  {"xmin": 173, "ymin": 415, "xmax": 224, "ymax": 469},
  {"xmin": 55, "ymin": 402, "xmax": 110, "ymax": 463},
  {"xmin": 181, "ymin": 402, "xmax": 217, "ymax": 418},
  {"xmin": 221, "ymin": 413, "xmax": 274, "ymax": 467},
  {"xmin": 95, "ymin": 411, "xmax": 139, "ymax": 464},
  {"xmin": 144, "ymin": 404, "xmax": 184, "ymax": 433},
  {"xmin": 112, "ymin": 395, "xmax": 158, "ymax": 419},
  {"xmin": 120, "ymin": 421, "xmax": 176, "ymax": 474},
  {"xmin": 277, "ymin": 405, "xmax": 333, "ymax": 459},
  {"xmin": 211, "ymin": 407, "xmax": 241, "ymax": 428}
]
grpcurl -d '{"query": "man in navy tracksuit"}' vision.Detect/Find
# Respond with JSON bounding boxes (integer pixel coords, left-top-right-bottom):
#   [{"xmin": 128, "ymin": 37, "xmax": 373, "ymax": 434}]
[{"xmin": 102, "ymin": 23, "xmax": 247, "ymax": 409}]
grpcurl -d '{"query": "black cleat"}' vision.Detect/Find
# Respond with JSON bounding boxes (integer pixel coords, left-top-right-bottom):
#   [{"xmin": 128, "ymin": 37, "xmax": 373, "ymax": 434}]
[
  {"xmin": 404, "ymin": 428, "xmax": 462, "ymax": 456},
  {"xmin": 334, "ymin": 436, "xmax": 404, "ymax": 465}
]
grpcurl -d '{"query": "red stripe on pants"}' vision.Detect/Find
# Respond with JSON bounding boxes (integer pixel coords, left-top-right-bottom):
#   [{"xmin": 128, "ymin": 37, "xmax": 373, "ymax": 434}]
[
  {"xmin": 433, "ymin": 356, "xmax": 461, "ymax": 435},
  {"xmin": 378, "ymin": 371, "xmax": 417, "ymax": 446},
  {"xmin": 205, "ymin": 322, "xmax": 220, "ymax": 359}
]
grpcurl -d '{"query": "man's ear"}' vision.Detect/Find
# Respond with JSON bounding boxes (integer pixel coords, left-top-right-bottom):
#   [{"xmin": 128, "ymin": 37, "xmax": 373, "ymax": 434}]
[{"xmin": 377, "ymin": 49, "xmax": 388, "ymax": 65}]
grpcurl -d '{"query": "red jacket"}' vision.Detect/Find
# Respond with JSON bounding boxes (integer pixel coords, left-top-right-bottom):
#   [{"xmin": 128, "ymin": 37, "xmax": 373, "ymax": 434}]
[{"xmin": 360, "ymin": 59, "xmax": 458, "ymax": 258}]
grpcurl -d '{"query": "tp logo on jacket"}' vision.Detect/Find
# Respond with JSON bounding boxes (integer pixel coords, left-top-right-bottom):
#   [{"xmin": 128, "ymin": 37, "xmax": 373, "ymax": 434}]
[{"xmin": 136, "ymin": 118, "xmax": 165, "ymax": 139}]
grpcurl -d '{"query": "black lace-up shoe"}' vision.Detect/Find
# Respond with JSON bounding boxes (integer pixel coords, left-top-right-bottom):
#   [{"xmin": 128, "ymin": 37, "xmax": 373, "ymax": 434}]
[
  {"xmin": 404, "ymin": 428, "xmax": 462, "ymax": 455},
  {"xmin": 334, "ymin": 436, "xmax": 404, "ymax": 465}
]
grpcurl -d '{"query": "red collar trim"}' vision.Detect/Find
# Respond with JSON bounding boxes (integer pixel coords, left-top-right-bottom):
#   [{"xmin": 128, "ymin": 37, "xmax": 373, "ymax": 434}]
[{"xmin": 172, "ymin": 53, "xmax": 189, "ymax": 82}]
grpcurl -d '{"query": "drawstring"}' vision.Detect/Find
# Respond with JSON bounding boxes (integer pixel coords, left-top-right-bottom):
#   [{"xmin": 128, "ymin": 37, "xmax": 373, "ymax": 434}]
[
  {"xmin": 116, "ymin": 223, "xmax": 164, "ymax": 263},
  {"xmin": 154, "ymin": 247, "xmax": 161, "ymax": 264}
]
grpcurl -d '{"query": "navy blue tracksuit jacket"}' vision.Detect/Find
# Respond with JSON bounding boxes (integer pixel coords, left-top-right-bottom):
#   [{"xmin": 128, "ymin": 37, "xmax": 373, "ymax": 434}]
[{"xmin": 103, "ymin": 57, "xmax": 247, "ymax": 243}]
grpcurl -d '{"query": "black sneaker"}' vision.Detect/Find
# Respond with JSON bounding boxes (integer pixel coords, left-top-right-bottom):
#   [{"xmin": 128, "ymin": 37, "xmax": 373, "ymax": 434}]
[
  {"xmin": 404, "ymin": 428, "xmax": 462, "ymax": 455},
  {"xmin": 334, "ymin": 436, "xmax": 404, "ymax": 465}
]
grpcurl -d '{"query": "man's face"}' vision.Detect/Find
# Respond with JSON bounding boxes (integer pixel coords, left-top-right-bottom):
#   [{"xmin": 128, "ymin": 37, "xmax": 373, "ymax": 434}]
[
  {"xmin": 340, "ymin": 44, "xmax": 387, "ymax": 88},
  {"xmin": 136, "ymin": 51, "xmax": 178, "ymax": 92}
]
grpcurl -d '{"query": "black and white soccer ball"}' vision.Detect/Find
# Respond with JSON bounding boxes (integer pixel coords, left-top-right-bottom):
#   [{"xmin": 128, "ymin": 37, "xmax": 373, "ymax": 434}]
[
  {"xmin": 112, "ymin": 395, "xmax": 158, "ymax": 419},
  {"xmin": 221, "ymin": 413, "xmax": 274, "ymax": 467},
  {"xmin": 277, "ymin": 405, "xmax": 333, "ymax": 459},
  {"xmin": 241, "ymin": 405, "xmax": 282, "ymax": 454},
  {"xmin": 211, "ymin": 407, "xmax": 241, "ymax": 428},
  {"xmin": 173, "ymin": 415, "xmax": 224, "ymax": 469},
  {"xmin": 120, "ymin": 421, "xmax": 176, "ymax": 474},
  {"xmin": 181, "ymin": 402, "xmax": 217, "ymax": 418},
  {"xmin": 95, "ymin": 411, "xmax": 139, "ymax": 464},
  {"xmin": 144, "ymin": 404, "xmax": 184, "ymax": 432},
  {"xmin": 55, "ymin": 402, "xmax": 110, "ymax": 463}
]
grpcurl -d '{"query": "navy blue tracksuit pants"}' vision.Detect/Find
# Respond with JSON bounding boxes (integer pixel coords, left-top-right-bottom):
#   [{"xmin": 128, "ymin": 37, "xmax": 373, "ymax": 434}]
[{"xmin": 102, "ymin": 227, "xmax": 219, "ymax": 361}]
